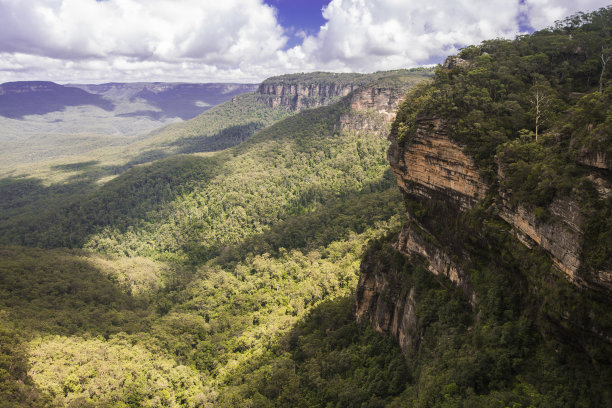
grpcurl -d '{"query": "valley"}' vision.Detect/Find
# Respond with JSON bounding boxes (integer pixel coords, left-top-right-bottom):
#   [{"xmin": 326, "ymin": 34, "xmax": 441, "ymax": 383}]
[{"xmin": 0, "ymin": 6, "xmax": 611, "ymax": 408}]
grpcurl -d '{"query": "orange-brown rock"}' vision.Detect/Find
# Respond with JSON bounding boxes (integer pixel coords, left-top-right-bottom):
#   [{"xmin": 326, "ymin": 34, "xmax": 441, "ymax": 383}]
[
  {"xmin": 576, "ymin": 150, "xmax": 611, "ymax": 170},
  {"xmin": 339, "ymin": 86, "xmax": 414, "ymax": 132},
  {"xmin": 498, "ymin": 198, "xmax": 583, "ymax": 282},
  {"xmin": 498, "ymin": 197, "xmax": 612, "ymax": 291},
  {"xmin": 388, "ymin": 118, "xmax": 488, "ymax": 210}
]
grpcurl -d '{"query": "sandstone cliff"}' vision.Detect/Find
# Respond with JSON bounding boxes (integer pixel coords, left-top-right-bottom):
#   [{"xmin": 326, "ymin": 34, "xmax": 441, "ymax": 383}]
[
  {"xmin": 388, "ymin": 117, "xmax": 488, "ymax": 210},
  {"xmin": 356, "ymin": 117, "xmax": 486, "ymax": 354},
  {"xmin": 355, "ymin": 249, "xmax": 419, "ymax": 354},
  {"xmin": 338, "ymin": 85, "xmax": 415, "ymax": 132},
  {"xmin": 257, "ymin": 81, "xmax": 356, "ymax": 111},
  {"xmin": 256, "ymin": 70, "xmax": 430, "ymax": 113},
  {"xmin": 356, "ymin": 112, "xmax": 611, "ymax": 354}
]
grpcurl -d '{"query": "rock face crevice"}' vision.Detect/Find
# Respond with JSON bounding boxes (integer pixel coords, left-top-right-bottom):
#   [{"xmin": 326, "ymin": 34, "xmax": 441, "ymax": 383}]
[
  {"xmin": 497, "ymin": 195, "xmax": 612, "ymax": 291},
  {"xmin": 396, "ymin": 221, "xmax": 475, "ymax": 305},
  {"xmin": 576, "ymin": 150, "xmax": 611, "ymax": 170},
  {"xmin": 498, "ymin": 198, "xmax": 583, "ymax": 281}
]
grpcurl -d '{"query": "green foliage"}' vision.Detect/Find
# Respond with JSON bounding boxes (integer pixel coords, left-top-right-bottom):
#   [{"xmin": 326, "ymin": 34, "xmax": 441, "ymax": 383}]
[
  {"xmin": 260, "ymin": 69, "xmax": 434, "ymax": 89},
  {"xmin": 217, "ymin": 296, "xmax": 410, "ymax": 407},
  {"xmin": 0, "ymin": 190, "xmax": 405, "ymax": 406},
  {"xmin": 0, "ymin": 68, "xmax": 436, "ymax": 405},
  {"xmin": 0, "ymin": 246, "xmax": 156, "ymax": 336},
  {"xmin": 0, "ymin": 316, "xmax": 51, "ymax": 407},
  {"xmin": 393, "ymin": 6, "xmax": 612, "ymax": 277},
  {"xmin": 393, "ymin": 6, "xmax": 612, "ymax": 179},
  {"xmin": 1, "ymin": 10, "xmax": 611, "ymax": 406},
  {"xmin": 364, "ymin": 201, "xmax": 612, "ymax": 407},
  {"xmin": 0, "ymin": 98, "xmax": 398, "ymax": 265}
]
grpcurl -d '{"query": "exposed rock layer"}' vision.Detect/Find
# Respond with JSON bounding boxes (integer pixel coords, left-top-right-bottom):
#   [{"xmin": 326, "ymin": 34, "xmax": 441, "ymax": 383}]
[
  {"xmin": 396, "ymin": 221, "xmax": 475, "ymax": 305},
  {"xmin": 357, "ymin": 112, "xmax": 612, "ymax": 354},
  {"xmin": 256, "ymin": 82, "xmax": 355, "ymax": 111},
  {"xmin": 576, "ymin": 150, "xmax": 611, "ymax": 170},
  {"xmin": 339, "ymin": 86, "xmax": 413, "ymax": 132},
  {"xmin": 355, "ymin": 251, "xmax": 419, "ymax": 354},
  {"xmin": 387, "ymin": 118, "xmax": 488, "ymax": 210},
  {"xmin": 498, "ymin": 198, "xmax": 583, "ymax": 281}
]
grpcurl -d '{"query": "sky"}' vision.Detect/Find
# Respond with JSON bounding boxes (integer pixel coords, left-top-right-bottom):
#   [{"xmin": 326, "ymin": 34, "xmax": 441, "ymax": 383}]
[{"xmin": 0, "ymin": 0, "xmax": 610, "ymax": 84}]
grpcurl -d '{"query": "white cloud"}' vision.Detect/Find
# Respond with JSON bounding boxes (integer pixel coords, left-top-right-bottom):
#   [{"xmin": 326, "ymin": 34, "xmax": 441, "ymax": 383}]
[
  {"xmin": 522, "ymin": 0, "xmax": 611, "ymax": 29},
  {"xmin": 0, "ymin": 0, "xmax": 609, "ymax": 83},
  {"xmin": 294, "ymin": 0, "xmax": 522, "ymax": 72}
]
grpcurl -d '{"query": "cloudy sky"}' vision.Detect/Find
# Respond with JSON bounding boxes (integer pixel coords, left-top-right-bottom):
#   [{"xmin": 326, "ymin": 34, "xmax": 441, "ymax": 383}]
[{"xmin": 0, "ymin": 0, "xmax": 609, "ymax": 83}]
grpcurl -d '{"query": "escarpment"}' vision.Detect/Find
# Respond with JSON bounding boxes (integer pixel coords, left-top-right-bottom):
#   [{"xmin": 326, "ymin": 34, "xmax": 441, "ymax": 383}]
[
  {"xmin": 339, "ymin": 84, "xmax": 417, "ymax": 132},
  {"xmin": 257, "ymin": 80, "xmax": 355, "ymax": 110},
  {"xmin": 354, "ymin": 11, "xmax": 612, "ymax": 403},
  {"xmin": 357, "ymin": 102, "xmax": 611, "ymax": 355},
  {"xmin": 356, "ymin": 116, "xmax": 484, "ymax": 355}
]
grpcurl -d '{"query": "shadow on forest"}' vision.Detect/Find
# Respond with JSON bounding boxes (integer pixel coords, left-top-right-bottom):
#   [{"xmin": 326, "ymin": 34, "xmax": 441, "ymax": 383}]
[
  {"xmin": 213, "ymin": 171, "xmax": 402, "ymax": 265},
  {"xmin": 216, "ymin": 294, "xmax": 410, "ymax": 406},
  {"xmin": 0, "ymin": 153, "xmax": 223, "ymax": 248},
  {"xmin": 0, "ymin": 246, "xmax": 154, "ymax": 337},
  {"xmin": 0, "ymin": 176, "xmax": 98, "ymax": 225},
  {"xmin": 50, "ymin": 160, "xmax": 100, "ymax": 172},
  {"xmin": 170, "ymin": 122, "xmax": 264, "ymax": 154}
]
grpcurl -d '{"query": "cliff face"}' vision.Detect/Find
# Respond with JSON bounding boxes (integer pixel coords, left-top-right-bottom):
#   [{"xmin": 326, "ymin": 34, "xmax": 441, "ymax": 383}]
[
  {"xmin": 353, "ymin": 15, "xmax": 612, "ymax": 401},
  {"xmin": 355, "ymin": 249, "xmax": 419, "ymax": 354},
  {"xmin": 355, "ymin": 116, "xmax": 486, "ymax": 355},
  {"xmin": 356, "ymin": 114, "xmax": 611, "ymax": 355},
  {"xmin": 387, "ymin": 118, "xmax": 488, "ymax": 210},
  {"xmin": 257, "ymin": 82, "xmax": 355, "ymax": 111},
  {"xmin": 576, "ymin": 150, "xmax": 611, "ymax": 170},
  {"xmin": 498, "ymin": 198, "xmax": 582, "ymax": 279},
  {"xmin": 338, "ymin": 86, "xmax": 413, "ymax": 132}
]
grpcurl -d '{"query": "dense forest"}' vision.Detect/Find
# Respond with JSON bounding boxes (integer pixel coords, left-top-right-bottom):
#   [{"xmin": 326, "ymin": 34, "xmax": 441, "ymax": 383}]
[
  {"xmin": 1, "ymin": 6, "xmax": 611, "ymax": 408},
  {"xmin": 0, "ymin": 68, "xmax": 428, "ymax": 406}
]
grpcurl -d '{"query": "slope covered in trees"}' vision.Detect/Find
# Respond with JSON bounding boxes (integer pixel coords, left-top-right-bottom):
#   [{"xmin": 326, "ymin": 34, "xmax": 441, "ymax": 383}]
[{"xmin": 0, "ymin": 70, "xmax": 430, "ymax": 406}]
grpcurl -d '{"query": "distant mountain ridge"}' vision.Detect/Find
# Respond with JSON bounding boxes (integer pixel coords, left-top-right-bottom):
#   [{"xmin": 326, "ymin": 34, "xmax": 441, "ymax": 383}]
[
  {"xmin": 0, "ymin": 81, "xmax": 114, "ymax": 119},
  {"xmin": 256, "ymin": 69, "xmax": 433, "ymax": 111},
  {"xmin": 69, "ymin": 82, "xmax": 258, "ymax": 120},
  {"xmin": 0, "ymin": 81, "xmax": 258, "ymax": 121}
]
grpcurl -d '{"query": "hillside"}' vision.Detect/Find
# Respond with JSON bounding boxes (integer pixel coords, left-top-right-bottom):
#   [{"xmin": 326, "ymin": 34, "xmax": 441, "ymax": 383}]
[
  {"xmin": 0, "ymin": 69, "xmax": 432, "ymax": 406},
  {"xmin": 0, "ymin": 81, "xmax": 114, "ymax": 119},
  {"xmin": 0, "ymin": 81, "xmax": 258, "ymax": 184},
  {"xmin": 69, "ymin": 82, "xmax": 259, "ymax": 120}
]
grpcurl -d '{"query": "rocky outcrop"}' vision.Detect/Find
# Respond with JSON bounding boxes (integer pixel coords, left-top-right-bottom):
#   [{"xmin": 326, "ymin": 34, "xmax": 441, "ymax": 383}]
[
  {"xmin": 396, "ymin": 221, "xmax": 475, "ymax": 305},
  {"xmin": 498, "ymin": 196, "xmax": 612, "ymax": 291},
  {"xmin": 350, "ymin": 86, "xmax": 408, "ymax": 119},
  {"xmin": 576, "ymin": 150, "xmax": 611, "ymax": 170},
  {"xmin": 387, "ymin": 117, "xmax": 488, "ymax": 210},
  {"xmin": 356, "ymin": 116, "xmax": 483, "ymax": 353},
  {"xmin": 339, "ymin": 86, "xmax": 415, "ymax": 132},
  {"xmin": 442, "ymin": 56, "xmax": 471, "ymax": 70},
  {"xmin": 256, "ymin": 82, "xmax": 355, "ymax": 111},
  {"xmin": 355, "ymin": 250, "xmax": 419, "ymax": 355},
  {"xmin": 498, "ymin": 198, "xmax": 583, "ymax": 282}
]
